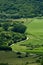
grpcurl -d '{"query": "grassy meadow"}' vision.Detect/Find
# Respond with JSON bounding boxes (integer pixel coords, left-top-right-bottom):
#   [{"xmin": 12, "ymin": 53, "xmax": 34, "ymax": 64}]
[
  {"xmin": 0, "ymin": 51, "xmax": 41, "ymax": 65},
  {"xmin": 0, "ymin": 18, "xmax": 43, "ymax": 65},
  {"xmin": 11, "ymin": 18, "xmax": 43, "ymax": 53}
]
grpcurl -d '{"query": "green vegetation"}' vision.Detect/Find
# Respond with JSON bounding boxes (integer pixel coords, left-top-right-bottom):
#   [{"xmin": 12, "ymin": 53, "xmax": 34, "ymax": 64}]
[
  {"xmin": 0, "ymin": 21, "xmax": 26, "ymax": 50},
  {"xmin": 0, "ymin": 63, "xmax": 8, "ymax": 65},
  {"xmin": 0, "ymin": 17, "xmax": 43, "ymax": 65},
  {"xmin": 41, "ymin": 57, "xmax": 43, "ymax": 65},
  {"xmin": 0, "ymin": 0, "xmax": 43, "ymax": 64},
  {"xmin": 0, "ymin": 0, "xmax": 43, "ymax": 19},
  {"xmin": 11, "ymin": 18, "xmax": 43, "ymax": 53},
  {"xmin": 0, "ymin": 51, "xmax": 41, "ymax": 65},
  {"xmin": 11, "ymin": 22, "xmax": 26, "ymax": 33},
  {"xmin": 0, "ymin": 46, "xmax": 12, "ymax": 51}
]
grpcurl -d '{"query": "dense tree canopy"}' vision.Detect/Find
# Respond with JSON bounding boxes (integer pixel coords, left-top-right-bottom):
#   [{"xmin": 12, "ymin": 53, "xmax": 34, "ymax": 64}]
[
  {"xmin": 0, "ymin": 0, "xmax": 43, "ymax": 19},
  {"xmin": 11, "ymin": 22, "xmax": 27, "ymax": 33},
  {"xmin": 0, "ymin": 21, "xmax": 27, "ymax": 46}
]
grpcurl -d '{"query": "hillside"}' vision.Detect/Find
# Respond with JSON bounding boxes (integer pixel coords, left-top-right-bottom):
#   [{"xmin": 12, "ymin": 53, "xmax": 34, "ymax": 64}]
[
  {"xmin": 0, "ymin": 0, "xmax": 43, "ymax": 19},
  {"xmin": 0, "ymin": 0, "xmax": 43, "ymax": 65},
  {"xmin": 0, "ymin": 51, "xmax": 41, "ymax": 65},
  {"xmin": 0, "ymin": 18, "xmax": 43, "ymax": 65},
  {"xmin": 11, "ymin": 18, "xmax": 43, "ymax": 53}
]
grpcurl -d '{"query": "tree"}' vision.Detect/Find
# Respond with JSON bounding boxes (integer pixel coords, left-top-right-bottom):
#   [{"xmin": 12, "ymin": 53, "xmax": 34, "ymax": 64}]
[
  {"xmin": 0, "ymin": 63, "xmax": 8, "ymax": 65},
  {"xmin": 0, "ymin": 46, "xmax": 12, "ymax": 51},
  {"xmin": 2, "ymin": 23, "xmax": 9, "ymax": 31},
  {"xmin": 11, "ymin": 22, "xmax": 27, "ymax": 33},
  {"xmin": 12, "ymin": 32, "xmax": 26, "ymax": 43},
  {"xmin": 41, "ymin": 57, "xmax": 43, "ymax": 65}
]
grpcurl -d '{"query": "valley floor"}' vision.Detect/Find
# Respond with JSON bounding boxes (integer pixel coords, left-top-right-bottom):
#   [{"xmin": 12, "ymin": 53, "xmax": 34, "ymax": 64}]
[
  {"xmin": 11, "ymin": 18, "xmax": 43, "ymax": 53},
  {"xmin": 0, "ymin": 18, "xmax": 43, "ymax": 65},
  {"xmin": 0, "ymin": 51, "xmax": 41, "ymax": 65}
]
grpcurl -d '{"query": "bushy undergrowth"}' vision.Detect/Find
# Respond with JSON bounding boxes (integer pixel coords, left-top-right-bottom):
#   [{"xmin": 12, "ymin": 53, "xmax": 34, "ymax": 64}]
[{"xmin": 0, "ymin": 21, "xmax": 27, "ymax": 50}]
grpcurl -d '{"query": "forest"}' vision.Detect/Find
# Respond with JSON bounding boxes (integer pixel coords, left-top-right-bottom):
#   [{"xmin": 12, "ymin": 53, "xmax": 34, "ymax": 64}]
[{"xmin": 0, "ymin": 0, "xmax": 43, "ymax": 19}]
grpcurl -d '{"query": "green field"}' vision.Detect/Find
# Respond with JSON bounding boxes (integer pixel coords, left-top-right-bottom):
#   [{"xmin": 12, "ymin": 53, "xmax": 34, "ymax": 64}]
[
  {"xmin": 0, "ymin": 0, "xmax": 43, "ymax": 65},
  {"xmin": 0, "ymin": 18, "xmax": 43, "ymax": 65},
  {"xmin": 0, "ymin": 51, "xmax": 41, "ymax": 65},
  {"xmin": 11, "ymin": 18, "xmax": 43, "ymax": 53}
]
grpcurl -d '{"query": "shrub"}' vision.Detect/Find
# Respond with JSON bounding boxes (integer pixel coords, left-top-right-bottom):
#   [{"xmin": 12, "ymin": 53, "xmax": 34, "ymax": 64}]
[
  {"xmin": 36, "ymin": 59, "xmax": 40, "ymax": 63},
  {"xmin": 0, "ymin": 63, "xmax": 8, "ymax": 65},
  {"xmin": 25, "ymin": 62, "xmax": 29, "ymax": 65},
  {"xmin": 41, "ymin": 57, "xmax": 43, "ymax": 65},
  {"xmin": 2, "ymin": 23, "xmax": 9, "ymax": 31},
  {"xmin": 11, "ymin": 22, "xmax": 27, "ymax": 33},
  {"xmin": 0, "ymin": 23, "xmax": 2, "ymax": 27},
  {"xmin": 17, "ymin": 55, "xmax": 22, "ymax": 58},
  {"xmin": 12, "ymin": 33, "xmax": 26, "ymax": 43},
  {"xmin": 16, "ymin": 52, "xmax": 21, "ymax": 55},
  {"xmin": 25, "ymin": 52, "xmax": 28, "ymax": 57},
  {"xmin": 0, "ymin": 46, "xmax": 12, "ymax": 51}
]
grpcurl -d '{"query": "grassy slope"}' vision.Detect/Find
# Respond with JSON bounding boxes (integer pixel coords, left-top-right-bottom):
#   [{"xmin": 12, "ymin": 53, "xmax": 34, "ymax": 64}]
[
  {"xmin": 11, "ymin": 18, "xmax": 43, "ymax": 53},
  {"xmin": 0, "ymin": 51, "xmax": 40, "ymax": 65},
  {"xmin": 0, "ymin": 18, "xmax": 42, "ymax": 65}
]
